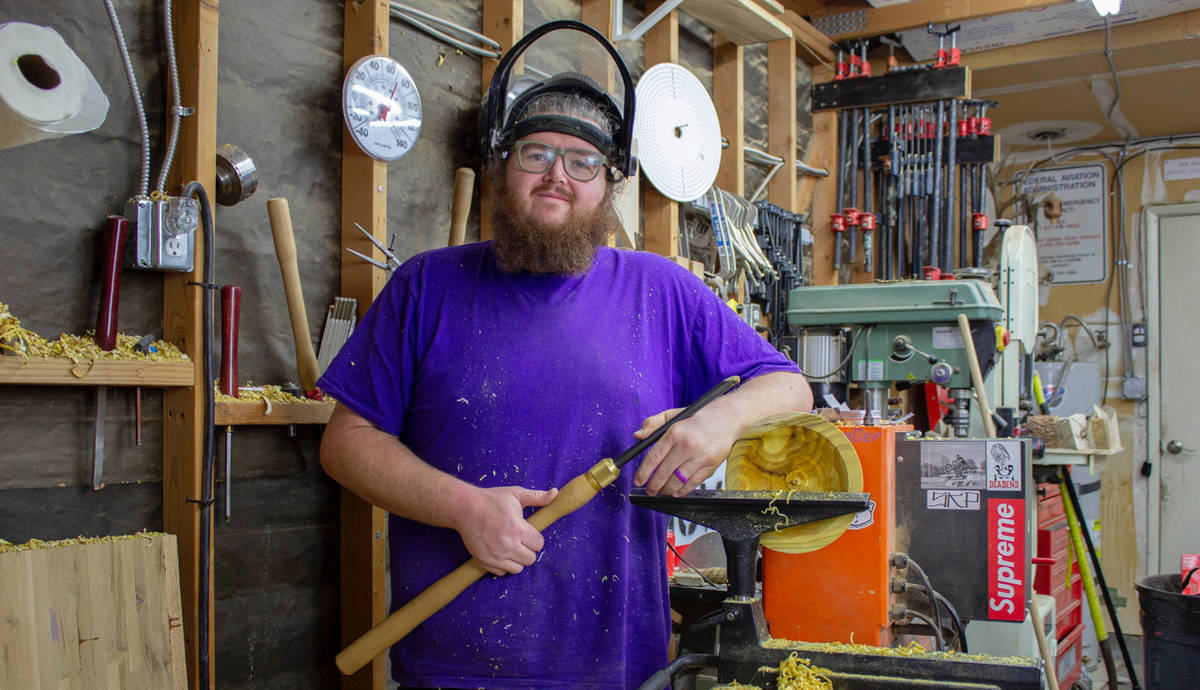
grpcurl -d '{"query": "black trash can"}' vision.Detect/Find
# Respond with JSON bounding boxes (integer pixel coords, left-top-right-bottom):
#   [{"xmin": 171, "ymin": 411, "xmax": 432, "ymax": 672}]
[{"xmin": 1135, "ymin": 573, "xmax": 1200, "ymax": 689}]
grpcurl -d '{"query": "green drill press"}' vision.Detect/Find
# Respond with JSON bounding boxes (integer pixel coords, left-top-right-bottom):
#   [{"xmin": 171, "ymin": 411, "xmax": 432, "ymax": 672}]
[{"xmin": 786, "ymin": 279, "xmax": 1004, "ymax": 435}]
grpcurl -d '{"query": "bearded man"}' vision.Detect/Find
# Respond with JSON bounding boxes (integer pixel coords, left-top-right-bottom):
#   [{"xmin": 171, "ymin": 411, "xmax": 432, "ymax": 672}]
[{"xmin": 318, "ymin": 50, "xmax": 811, "ymax": 688}]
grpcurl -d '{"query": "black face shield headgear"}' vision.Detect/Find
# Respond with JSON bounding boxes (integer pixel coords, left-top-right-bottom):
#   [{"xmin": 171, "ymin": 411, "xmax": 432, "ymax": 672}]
[{"xmin": 478, "ymin": 20, "xmax": 638, "ymax": 180}]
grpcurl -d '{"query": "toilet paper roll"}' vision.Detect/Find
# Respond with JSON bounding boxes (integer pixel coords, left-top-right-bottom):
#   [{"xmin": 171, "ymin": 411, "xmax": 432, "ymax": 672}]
[{"xmin": 0, "ymin": 22, "xmax": 109, "ymax": 150}]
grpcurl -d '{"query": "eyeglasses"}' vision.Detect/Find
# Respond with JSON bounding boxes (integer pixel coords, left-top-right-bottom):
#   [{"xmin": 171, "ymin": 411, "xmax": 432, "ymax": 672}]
[{"xmin": 509, "ymin": 139, "xmax": 608, "ymax": 182}]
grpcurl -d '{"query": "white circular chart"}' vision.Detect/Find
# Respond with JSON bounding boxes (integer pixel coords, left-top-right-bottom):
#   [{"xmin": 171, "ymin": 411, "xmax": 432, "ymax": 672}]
[{"xmin": 633, "ymin": 62, "xmax": 721, "ymax": 202}]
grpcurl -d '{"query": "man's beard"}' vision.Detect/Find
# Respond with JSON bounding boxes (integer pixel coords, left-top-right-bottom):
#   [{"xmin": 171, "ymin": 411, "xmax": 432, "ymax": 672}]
[{"xmin": 490, "ymin": 173, "xmax": 620, "ymax": 276}]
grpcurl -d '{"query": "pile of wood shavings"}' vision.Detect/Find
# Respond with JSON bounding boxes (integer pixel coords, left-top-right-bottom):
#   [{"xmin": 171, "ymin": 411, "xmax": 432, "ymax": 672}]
[
  {"xmin": 763, "ymin": 638, "xmax": 1032, "ymax": 666},
  {"xmin": 213, "ymin": 382, "xmax": 331, "ymax": 405},
  {"xmin": 1, "ymin": 301, "xmax": 186, "ymax": 365},
  {"xmin": 0, "ymin": 531, "xmax": 167, "ymax": 554},
  {"xmin": 777, "ymin": 653, "xmax": 834, "ymax": 690},
  {"xmin": 708, "ymin": 653, "xmax": 832, "ymax": 690}
]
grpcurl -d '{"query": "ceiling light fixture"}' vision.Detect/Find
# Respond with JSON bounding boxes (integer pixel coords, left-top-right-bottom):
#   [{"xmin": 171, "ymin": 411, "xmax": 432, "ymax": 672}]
[{"xmin": 1091, "ymin": 0, "xmax": 1121, "ymax": 16}]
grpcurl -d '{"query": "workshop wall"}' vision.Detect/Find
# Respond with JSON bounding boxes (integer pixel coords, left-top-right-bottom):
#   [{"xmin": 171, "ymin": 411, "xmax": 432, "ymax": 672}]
[
  {"xmin": 0, "ymin": 1, "xmax": 808, "ymax": 686},
  {"xmin": 995, "ymin": 147, "xmax": 1200, "ymax": 633}
]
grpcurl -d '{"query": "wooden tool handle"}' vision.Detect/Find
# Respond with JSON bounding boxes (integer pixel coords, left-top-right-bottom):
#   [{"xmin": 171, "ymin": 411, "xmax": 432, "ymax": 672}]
[
  {"xmin": 220, "ymin": 285, "xmax": 241, "ymax": 397},
  {"xmin": 267, "ymin": 198, "xmax": 320, "ymax": 393},
  {"xmin": 96, "ymin": 216, "xmax": 128, "ymax": 352},
  {"xmin": 335, "ymin": 471, "xmax": 602, "ymax": 675},
  {"xmin": 448, "ymin": 167, "xmax": 475, "ymax": 247},
  {"xmin": 957, "ymin": 313, "xmax": 996, "ymax": 438}
]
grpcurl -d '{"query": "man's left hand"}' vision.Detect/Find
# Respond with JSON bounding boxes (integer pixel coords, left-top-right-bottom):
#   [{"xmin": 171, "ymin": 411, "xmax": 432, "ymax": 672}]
[{"xmin": 631, "ymin": 406, "xmax": 738, "ymax": 497}]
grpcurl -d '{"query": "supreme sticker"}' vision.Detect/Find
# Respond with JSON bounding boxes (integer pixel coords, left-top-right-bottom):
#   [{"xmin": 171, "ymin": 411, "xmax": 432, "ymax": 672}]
[{"xmin": 987, "ymin": 498, "xmax": 1026, "ymax": 621}]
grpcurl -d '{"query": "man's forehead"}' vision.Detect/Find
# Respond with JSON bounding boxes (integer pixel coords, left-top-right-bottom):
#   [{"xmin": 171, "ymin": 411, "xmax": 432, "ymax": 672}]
[{"xmin": 522, "ymin": 131, "xmax": 601, "ymax": 153}]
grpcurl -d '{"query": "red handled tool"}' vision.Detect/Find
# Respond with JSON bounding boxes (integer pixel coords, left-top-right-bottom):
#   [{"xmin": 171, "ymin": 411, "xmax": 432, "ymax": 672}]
[
  {"xmin": 220, "ymin": 285, "xmax": 241, "ymax": 519},
  {"xmin": 93, "ymin": 216, "xmax": 128, "ymax": 490}
]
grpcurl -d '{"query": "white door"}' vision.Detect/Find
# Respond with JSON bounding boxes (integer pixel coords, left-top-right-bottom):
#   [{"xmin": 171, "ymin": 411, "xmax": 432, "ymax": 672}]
[{"xmin": 1148, "ymin": 204, "xmax": 1200, "ymax": 573}]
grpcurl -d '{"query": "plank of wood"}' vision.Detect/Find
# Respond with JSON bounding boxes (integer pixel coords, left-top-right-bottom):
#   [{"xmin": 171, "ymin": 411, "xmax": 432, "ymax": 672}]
[
  {"xmin": 162, "ymin": 2, "xmax": 219, "ymax": 687},
  {"xmin": 751, "ymin": 0, "xmax": 785, "ymax": 15},
  {"xmin": 0, "ymin": 535, "xmax": 186, "ymax": 689},
  {"xmin": 215, "ymin": 400, "xmax": 335, "ymax": 426},
  {"xmin": 714, "ymin": 33, "xmax": 745, "ymax": 196},
  {"xmin": 779, "ymin": 10, "xmax": 834, "ymax": 67},
  {"xmin": 687, "ymin": 0, "xmax": 792, "ymax": 45},
  {"xmin": 802, "ymin": 66, "xmax": 839, "ymax": 286},
  {"xmin": 341, "ymin": 4, "xmax": 392, "ymax": 689},
  {"xmin": 806, "ymin": 0, "xmax": 1074, "ymax": 41},
  {"xmin": 768, "ymin": 37, "xmax": 798, "ymax": 210},
  {"xmin": 964, "ymin": 9, "xmax": 1200, "ymax": 71},
  {"xmin": 642, "ymin": 0, "xmax": 682, "ymax": 259},
  {"xmin": 479, "ymin": 0, "xmax": 523, "ymax": 244},
  {"xmin": 812, "ymin": 66, "xmax": 970, "ymax": 111},
  {"xmin": 1100, "ymin": 432, "xmax": 1142, "ymax": 634},
  {"xmin": 0, "ymin": 357, "xmax": 194, "ymax": 387}
]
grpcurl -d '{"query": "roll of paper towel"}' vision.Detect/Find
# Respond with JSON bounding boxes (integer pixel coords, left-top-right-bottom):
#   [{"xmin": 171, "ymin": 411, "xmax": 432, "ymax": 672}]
[{"xmin": 0, "ymin": 22, "xmax": 109, "ymax": 150}]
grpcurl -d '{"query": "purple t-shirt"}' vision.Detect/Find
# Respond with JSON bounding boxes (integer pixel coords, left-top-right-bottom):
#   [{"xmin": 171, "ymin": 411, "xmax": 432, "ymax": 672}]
[{"xmin": 318, "ymin": 242, "xmax": 799, "ymax": 688}]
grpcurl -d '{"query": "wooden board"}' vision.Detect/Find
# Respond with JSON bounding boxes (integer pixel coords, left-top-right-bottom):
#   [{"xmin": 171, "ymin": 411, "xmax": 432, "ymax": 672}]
[
  {"xmin": 341, "ymin": 3, "xmax": 392, "ymax": 689},
  {"xmin": 155, "ymin": 1, "xmax": 220, "ymax": 685},
  {"xmin": 813, "ymin": 67, "xmax": 971, "ymax": 111},
  {"xmin": 686, "ymin": 0, "xmax": 791, "ymax": 45},
  {"xmin": 0, "ymin": 534, "xmax": 186, "ymax": 689},
  {"xmin": 215, "ymin": 400, "xmax": 335, "ymax": 426},
  {"xmin": 0, "ymin": 358, "xmax": 194, "ymax": 387}
]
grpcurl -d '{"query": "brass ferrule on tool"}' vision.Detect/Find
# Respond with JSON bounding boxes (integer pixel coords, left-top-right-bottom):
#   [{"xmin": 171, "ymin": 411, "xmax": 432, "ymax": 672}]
[{"xmin": 586, "ymin": 458, "xmax": 620, "ymax": 491}]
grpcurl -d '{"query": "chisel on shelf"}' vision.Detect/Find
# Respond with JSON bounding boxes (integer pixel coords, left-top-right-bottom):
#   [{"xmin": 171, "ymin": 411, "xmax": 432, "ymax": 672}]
[
  {"xmin": 220, "ymin": 284, "xmax": 241, "ymax": 520},
  {"xmin": 93, "ymin": 216, "xmax": 128, "ymax": 490}
]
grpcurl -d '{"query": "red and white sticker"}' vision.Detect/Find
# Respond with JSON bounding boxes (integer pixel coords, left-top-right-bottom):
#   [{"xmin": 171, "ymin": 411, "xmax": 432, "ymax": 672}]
[
  {"xmin": 987, "ymin": 498, "xmax": 1026, "ymax": 621},
  {"xmin": 986, "ymin": 441, "xmax": 1021, "ymax": 492}
]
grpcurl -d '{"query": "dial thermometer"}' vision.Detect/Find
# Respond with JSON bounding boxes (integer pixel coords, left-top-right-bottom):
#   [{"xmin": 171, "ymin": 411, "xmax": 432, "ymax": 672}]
[{"xmin": 342, "ymin": 54, "xmax": 422, "ymax": 161}]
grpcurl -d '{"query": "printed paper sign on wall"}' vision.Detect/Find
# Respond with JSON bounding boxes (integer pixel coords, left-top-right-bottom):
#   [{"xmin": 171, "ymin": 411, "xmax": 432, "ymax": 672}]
[{"xmin": 1021, "ymin": 164, "xmax": 1108, "ymax": 284}]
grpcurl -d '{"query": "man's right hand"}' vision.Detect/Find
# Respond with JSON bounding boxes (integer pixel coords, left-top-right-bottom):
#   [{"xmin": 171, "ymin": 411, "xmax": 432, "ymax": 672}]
[{"xmin": 454, "ymin": 486, "xmax": 559, "ymax": 576}]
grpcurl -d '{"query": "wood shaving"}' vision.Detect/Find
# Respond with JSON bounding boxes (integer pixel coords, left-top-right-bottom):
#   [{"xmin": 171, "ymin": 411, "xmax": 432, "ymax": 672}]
[
  {"xmin": 777, "ymin": 653, "xmax": 834, "ymax": 690},
  {"xmin": 213, "ymin": 382, "xmax": 326, "ymax": 404},
  {"xmin": 0, "ymin": 531, "xmax": 167, "ymax": 554},
  {"xmin": 1, "ymin": 301, "xmax": 187, "ymax": 365}
]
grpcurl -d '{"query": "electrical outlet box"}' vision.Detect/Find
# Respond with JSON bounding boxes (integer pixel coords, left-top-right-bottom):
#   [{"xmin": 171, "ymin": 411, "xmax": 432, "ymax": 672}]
[
  {"xmin": 1132, "ymin": 322, "xmax": 1147, "ymax": 347},
  {"xmin": 124, "ymin": 196, "xmax": 197, "ymax": 272},
  {"xmin": 1122, "ymin": 376, "xmax": 1147, "ymax": 401}
]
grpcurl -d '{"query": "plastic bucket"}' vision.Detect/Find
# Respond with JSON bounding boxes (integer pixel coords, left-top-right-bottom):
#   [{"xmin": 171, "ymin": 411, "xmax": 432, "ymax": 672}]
[{"xmin": 1135, "ymin": 573, "xmax": 1200, "ymax": 689}]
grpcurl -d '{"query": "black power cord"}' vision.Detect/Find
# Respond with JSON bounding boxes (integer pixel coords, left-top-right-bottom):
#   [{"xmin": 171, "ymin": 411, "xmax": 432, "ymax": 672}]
[
  {"xmin": 906, "ymin": 558, "xmax": 945, "ymax": 652},
  {"xmin": 181, "ymin": 180, "xmax": 216, "ymax": 690}
]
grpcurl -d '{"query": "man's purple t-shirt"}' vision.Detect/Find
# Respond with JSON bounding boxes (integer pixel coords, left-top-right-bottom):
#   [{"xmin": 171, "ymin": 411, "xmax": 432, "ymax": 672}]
[{"xmin": 318, "ymin": 242, "xmax": 799, "ymax": 688}]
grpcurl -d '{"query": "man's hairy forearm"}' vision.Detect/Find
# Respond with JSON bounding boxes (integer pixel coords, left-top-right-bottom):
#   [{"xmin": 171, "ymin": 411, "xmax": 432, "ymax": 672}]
[
  {"xmin": 319, "ymin": 404, "xmax": 476, "ymax": 530},
  {"xmin": 709, "ymin": 370, "xmax": 813, "ymax": 431}
]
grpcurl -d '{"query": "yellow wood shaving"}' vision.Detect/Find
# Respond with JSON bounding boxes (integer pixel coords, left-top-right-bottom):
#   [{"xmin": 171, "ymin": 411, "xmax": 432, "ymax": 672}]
[
  {"xmin": 0, "ymin": 531, "xmax": 167, "ymax": 554},
  {"xmin": 1, "ymin": 301, "xmax": 187, "ymax": 366},
  {"xmin": 213, "ymin": 382, "xmax": 332, "ymax": 405},
  {"xmin": 777, "ymin": 653, "xmax": 833, "ymax": 690}
]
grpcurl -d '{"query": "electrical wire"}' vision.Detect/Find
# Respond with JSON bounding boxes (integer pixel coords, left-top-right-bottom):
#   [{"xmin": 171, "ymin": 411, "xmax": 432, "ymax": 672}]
[
  {"xmin": 802, "ymin": 327, "xmax": 861, "ymax": 381},
  {"xmin": 388, "ymin": 3, "xmax": 501, "ymax": 59},
  {"xmin": 906, "ymin": 558, "xmax": 944, "ymax": 652},
  {"xmin": 1102, "ymin": 15, "xmax": 1124, "ymax": 136},
  {"xmin": 666, "ymin": 538, "xmax": 719, "ymax": 588},
  {"xmin": 903, "ymin": 609, "xmax": 944, "ymax": 651},
  {"xmin": 906, "ymin": 583, "xmax": 967, "ymax": 652},
  {"xmin": 155, "ymin": 0, "xmax": 184, "ymax": 195},
  {"xmin": 102, "ymin": 0, "xmax": 151, "ymax": 198},
  {"xmin": 180, "ymin": 181, "xmax": 216, "ymax": 690}
]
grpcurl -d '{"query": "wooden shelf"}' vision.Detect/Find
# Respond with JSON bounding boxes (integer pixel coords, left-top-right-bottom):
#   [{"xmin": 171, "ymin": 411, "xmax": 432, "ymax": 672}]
[
  {"xmin": 0, "ymin": 356, "xmax": 194, "ymax": 387},
  {"xmin": 1035, "ymin": 447, "xmax": 1122, "ymax": 470},
  {"xmin": 214, "ymin": 399, "xmax": 335, "ymax": 426},
  {"xmin": 687, "ymin": 0, "xmax": 791, "ymax": 44}
]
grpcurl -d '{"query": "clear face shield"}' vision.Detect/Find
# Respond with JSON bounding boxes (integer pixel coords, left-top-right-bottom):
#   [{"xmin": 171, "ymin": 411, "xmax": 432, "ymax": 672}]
[{"xmin": 478, "ymin": 21, "xmax": 637, "ymax": 180}]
